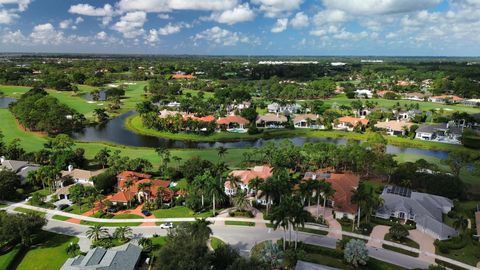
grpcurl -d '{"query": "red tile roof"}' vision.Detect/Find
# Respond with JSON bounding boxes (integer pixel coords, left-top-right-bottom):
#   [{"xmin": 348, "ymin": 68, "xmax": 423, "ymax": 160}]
[
  {"xmin": 225, "ymin": 165, "xmax": 272, "ymax": 189},
  {"xmin": 304, "ymin": 172, "xmax": 360, "ymax": 215},
  {"xmin": 172, "ymin": 74, "xmax": 196, "ymax": 79},
  {"xmin": 117, "ymin": 171, "xmax": 152, "ymax": 181},
  {"xmin": 217, "ymin": 115, "xmax": 250, "ymax": 125},
  {"xmin": 431, "ymin": 95, "xmax": 463, "ymax": 101},
  {"xmin": 110, "ymin": 191, "xmax": 135, "ymax": 203},
  {"xmin": 118, "ymin": 178, "xmax": 173, "ymax": 202},
  {"xmin": 337, "ymin": 116, "xmax": 369, "ymax": 126},
  {"xmin": 183, "ymin": 114, "xmax": 216, "ymax": 122}
]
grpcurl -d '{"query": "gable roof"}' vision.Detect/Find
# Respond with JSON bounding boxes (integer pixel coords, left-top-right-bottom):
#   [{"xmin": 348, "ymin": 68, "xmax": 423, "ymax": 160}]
[
  {"xmin": 117, "ymin": 171, "xmax": 152, "ymax": 181},
  {"xmin": 374, "ymin": 120, "xmax": 414, "ymax": 132},
  {"xmin": 1, "ymin": 160, "xmax": 29, "ymax": 172},
  {"xmin": 61, "ymin": 169, "xmax": 104, "ymax": 180},
  {"xmin": 110, "ymin": 191, "xmax": 135, "ymax": 203},
  {"xmin": 256, "ymin": 114, "xmax": 288, "ymax": 123},
  {"xmin": 293, "ymin": 114, "xmax": 319, "ymax": 123},
  {"xmin": 61, "ymin": 242, "xmax": 142, "ymax": 270},
  {"xmin": 183, "ymin": 113, "xmax": 216, "ymax": 122}
]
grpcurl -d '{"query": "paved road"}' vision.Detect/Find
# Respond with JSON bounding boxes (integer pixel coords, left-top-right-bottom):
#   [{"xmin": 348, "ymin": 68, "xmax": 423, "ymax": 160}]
[{"xmin": 4, "ymin": 201, "xmax": 479, "ymax": 270}]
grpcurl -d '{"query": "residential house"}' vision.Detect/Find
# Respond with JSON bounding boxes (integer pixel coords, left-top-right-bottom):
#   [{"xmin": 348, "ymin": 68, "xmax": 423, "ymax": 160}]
[
  {"xmin": 403, "ymin": 92, "xmax": 428, "ymax": 101},
  {"xmin": 61, "ymin": 242, "xmax": 142, "ymax": 270},
  {"xmin": 333, "ymin": 116, "xmax": 369, "ymax": 131},
  {"xmin": 376, "ymin": 185, "xmax": 457, "ymax": 240},
  {"xmin": 462, "ymin": 99, "xmax": 480, "ymax": 107},
  {"xmin": 303, "ymin": 171, "xmax": 360, "ymax": 220},
  {"xmin": 393, "ymin": 109, "xmax": 422, "ymax": 121},
  {"xmin": 0, "ymin": 156, "xmax": 40, "ymax": 184},
  {"xmin": 375, "ymin": 120, "xmax": 415, "ymax": 136},
  {"xmin": 172, "ymin": 73, "xmax": 196, "ymax": 80},
  {"xmin": 377, "ymin": 90, "xmax": 394, "ymax": 98},
  {"xmin": 429, "ymin": 95, "xmax": 464, "ymax": 103},
  {"xmin": 182, "ymin": 113, "xmax": 216, "ymax": 123},
  {"xmin": 217, "ymin": 115, "xmax": 250, "ymax": 132},
  {"xmin": 224, "ymin": 165, "xmax": 272, "ymax": 197},
  {"xmin": 354, "ymin": 89, "xmax": 373, "ymax": 98},
  {"xmin": 256, "ymin": 114, "xmax": 288, "ymax": 128},
  {"xmin": 227, "ymin": 101, "xmax": 251, "ymax": 112},
  {"xmin": 60, "ymin": 165, "xmax": 103, "ymax": 185},
  {"xmin": 415, "ymin": 123, "xmax": 462, "ymax": 143},
  {"xmin": 267, "ymin": 102, "xmax": 301, "ymax": 114},
  {"xmin": 117, "ymin": 171, "xmax": 152, "ymax": 183},
  {"xmin": 166, "ymin": 101, "xmax": 181, "ymax": 108},
  {"xmin": 293, "ymin": 114, "xmax": 323, "ymax": 129},
  {"xmin": 111, "ymin": 173, "xmax": 172, "ymax": 206}
]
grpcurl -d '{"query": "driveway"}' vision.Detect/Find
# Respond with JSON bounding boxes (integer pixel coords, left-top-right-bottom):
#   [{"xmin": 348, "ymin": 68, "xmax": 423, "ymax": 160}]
[
  {"xmin": 304, "ymin": 205, "xmax": 342, "ymax": 240},
  {"xmin": 408, "ymin": 229, "xmax": 436, "ymax": 264},
  {"xmin": 368, "ymin": 225, "xmax": 390, "ymax": 248}
]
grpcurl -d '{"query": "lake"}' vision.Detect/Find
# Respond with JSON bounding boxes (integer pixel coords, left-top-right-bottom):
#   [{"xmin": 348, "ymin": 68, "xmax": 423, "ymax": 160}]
[
  {"xmin": 73, "ymin": 111, "xmax": 449, "ymax": 160},
  {"xmin": 0, "ymin": 97, "xmax": 16, "ymax": 108}
]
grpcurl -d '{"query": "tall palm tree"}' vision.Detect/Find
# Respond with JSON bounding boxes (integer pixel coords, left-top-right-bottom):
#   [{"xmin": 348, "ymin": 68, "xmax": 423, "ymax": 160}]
[
  {"xmin": 248, "ymin": 176, "xmax": 263, "ymax": 199},
  {"xmin": 322, "ymin": 182, "xmax": 336, "ymax": 219},
  {"xmin": 291, "ymin": 200, "xmax": 311, "ymax": 249},
  {"xmin": 66, "ymin": 242, "xmax": 80, "ymax": 257},
  {"xmin": 205, "ymin": 175, "xmax": 226, "ymax": 216},
  {"xmin": 189, "ymin": 218, "xmax": 213, "ymax": 242},
  {"xmin": 298, "ymin": 179, "xmax": 315, "ymax": 207},
  {"xmin": 233, "ymin": 190, "xmax": 250, "ymax": 211},
  {"xmin": 86, "ymin": 224, "xmax": 109, "ymax": 242},
  {"xmin": 269, "ymin": 199, "xmax": 292, "ymax": 250},
  {"xmin": 113, "ymin": 226, "xmax": 132, "ymax": 242},
  {"xmin": 217, "ymin": 146, "xmax": 228, "ymax": 162}
]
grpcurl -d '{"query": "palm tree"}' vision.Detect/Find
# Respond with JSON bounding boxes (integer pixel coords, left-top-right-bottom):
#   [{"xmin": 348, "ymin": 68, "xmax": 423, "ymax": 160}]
[
  {"xmin": 453, "ymin": 215, "xmax": 468, "ymax": 233},
  {"xmin": 189, "ymin": 219, "xmax": 212, "ymax": 242},
  {"xmin": 291, "ymin": 200, "xmax": 311, "ymax": 249},
  {"xmin": 86, "ymin": 224, "xmax": 109, "ymax": 242},
  {"xmin": 155, "ymin": 146, "xmax": 171, "ymax": 174},
  {"xmin": 322, "ymin": 182, "xmax": 335, "ymax": 219},
  {"xmin": 138, "ymin": 237, "xmax": 153, "ymax": 251},
  {"xmin": 113, "ymin": 226, "xmax": 132, "ymax": 242},
  {"xmin": 248, "ymin": 176, "xmax": 263, "ymax": 199},
  {"xmin": 205, "ymin": 175, "xmax": 226, "ymax": 216},
  {"xmin": 66, "ymin": 242, "xmax": 80, "ymax": 257},
  {"xmin": 217, "ymin": 146, "xmax": 228, "ymax": 162},
  {"xmin": 233, "ymin": 190, "xmax": 250, "ymax": 211},
  {"xmin": 298, "ymin": 179, "xmax": 315, "ymax": 207},
  {"xmin": 93, "ymin": 108, "xmax": 109, "ymax": 123},
  {"xmin": 269, "ymin": 199, "xmax": 292, "ymax": 250}
]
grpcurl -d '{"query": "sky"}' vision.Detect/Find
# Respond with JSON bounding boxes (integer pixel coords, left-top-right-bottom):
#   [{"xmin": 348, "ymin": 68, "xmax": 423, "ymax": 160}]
[{"xmin": 0, "ymin": 0, "xmax": 480, "ymax": 56}]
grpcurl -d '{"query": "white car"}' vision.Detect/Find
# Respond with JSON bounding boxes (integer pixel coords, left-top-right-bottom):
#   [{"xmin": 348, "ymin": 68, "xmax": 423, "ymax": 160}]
[{"xmin": 159, "ymin": 222, "xmax": 174, "ymax": 229}]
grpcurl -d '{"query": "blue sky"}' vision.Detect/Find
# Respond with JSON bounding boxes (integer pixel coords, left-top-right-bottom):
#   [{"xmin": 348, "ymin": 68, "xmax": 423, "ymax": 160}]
[{"xmin": 1, "ymin": 0, "xmax": 480, "ymax": 56}]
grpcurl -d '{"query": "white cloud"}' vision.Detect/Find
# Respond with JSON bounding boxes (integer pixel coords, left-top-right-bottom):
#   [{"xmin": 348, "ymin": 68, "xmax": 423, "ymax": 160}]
[
  {"xmin": 271, "ymin": 18, "xmax": 288, "ymax": 33},
  {"xmin": 112, "ymin": 11, "xmax": 147, "ymax": 38},
  {"xmin": 69, "ymin": 3, "xmax": 113, "ymax": 17},
  {"xmin": 1, "ymin": 29, "xmax": 26, "ymax": 44},
  {"xmin": 117, "ymin": 0, "xmax": 238, "ymax": 13},
  {"xmin": 290, "ymin": 12, "xmax": 308, "ymax": 28},
  {"xmin": 59, "ymin": 19, "xmax": 72, "ymax": 29},
  {"xmin": 96, "ymin": 31, "xmax": 108, "ymax": 40},
  {"xmin": 207, "ymin": 3, "xmax": 255, "ymax": 25},
  {"xmin": 145, "ymin": 29, "xmax": 160, "ymax": 43},
  {"xmin": 0, "ymin": 9, "xmax": 18, "ymax": 24},
  {"xmin": 158, "ymin": 22, "xmax": 183, "ymax": 35},
  {"xmin": 75, "ymin": 17, "xmax": 84, "ymax": 24},
  {"xmin": 322, "ymin": 0, "xmax": 442, "ymax": 15},
  {"xmin": 252, "ymin": 0, "xmax": 303, "ymax": 18},
  {"xmin": 0, "ymin": 0, "xmax": 31, "ymax": 11},
  {"xmin": 313, "ymin": 9, "xmax": 347, "ymax": 25},
  {"xmin": 30, "ymin": 23, "xmax": 65, "ymax": 45},
  {"xmin": 194, "ymin": 26, "xmax": 250, "ymax": 46}
]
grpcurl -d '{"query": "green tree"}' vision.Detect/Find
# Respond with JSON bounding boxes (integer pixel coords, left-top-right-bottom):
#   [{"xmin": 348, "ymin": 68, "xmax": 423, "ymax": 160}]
[
  {"xmin": 113, "ymin": 226, "xmax": 132, "ymax": 242},
  {"xmin": 344, "ymin": 239, "xmax": 369, "ymax": 267},
  {"xmin": 260, "ymin": 240, "xmax": 284, "ymax": 268},
  {"xmin": 93, "ymin": 108, "xmax": 109, "ymax": 123},
  {"xmin": 66, "ymin": 242, "xmax": 80, "ymax": 257},
  {"xmin": 94, "ymin": 148, "xmax": 111, "ymax": 169},
  {"xmin": 389, "ymin": 224, "xmax": 409, "ymax": 241},
  {"xmin": 0, "ymin": 170, "xmax": 21, "ymax": 200},
  {"xmin": 86, "ymin": 224, "xmax": 109, "ymax": 242}
]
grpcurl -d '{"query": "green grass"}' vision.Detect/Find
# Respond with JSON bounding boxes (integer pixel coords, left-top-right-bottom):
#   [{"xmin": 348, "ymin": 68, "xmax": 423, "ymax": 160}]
[
  {"xmin": 151, "ymin": 236, "xmax": 167, "ymax": 250},
  {"xmin": 52, "ymin": 215, "xmax": 71, "ymax": 221},
  {"xmin": 210, "ymin": 237, "xmax": 225, "ymax": 249},
  {"xmin": 15, "ymin": 231, "xmax": 79, "ymax": 270},
  {"xmin": 326, "ymin": 94, "xmax": 480, "ymax": 114},
  {"xmin": 382, "ymin": 244, "xmax": 419, "ymax": 257},
  {"xmin": 79, "ymin": 220, "xmax": 142, "ymax": 227},
  {"xmin": 384, "ymin": 233, "xmax": 420, "ymax": 249},
  {"xmin": 112, "ymin": 214, "xmax": 144, "ymax": 219},
  {"xmin": 435, "ymin": 234, "xmax": 480, "ymax": 266},
  {"xmin": 0, "ymin": 246, "xmax": 21, "ymax": 270},
  {"xmin": 14, "ymin": 207, "xmax": 46, "ymax": 217},
  {"xmin": 175, "ymin": 179, "xmax": 188, "ymax": 190},
  {"xmin": 224, "ymin": 221, "xmax": 255, "ymax": 226},
  {"xmin": 153, "ymin": 206, "xmax": 213, "ymax": 219},
  {"xmin": 298, "ymin": 227, "xmax": 329, "ymax": 236},
  {"xmin": 63, "ymin": 204, "xmax": 90, "ymax": 215}
]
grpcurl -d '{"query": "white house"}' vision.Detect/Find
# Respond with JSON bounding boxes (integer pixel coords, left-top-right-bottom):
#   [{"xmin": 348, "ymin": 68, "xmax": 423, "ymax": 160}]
[
  {"xmin": 354, "ymin": 89, "xmax": 373, "ymax": 98},
  {"xmin": 267, "ymin": 102, "xmax": 301, "ymax": 114},
  {"xmin": 224, "ymin": 166, "xmax": 272, "ymax": 196},
  {"xmin": 60, "ymin": 165, "xmax": 104, "ymax": 185},
  {"xmin": 293, "ymin": 114, "xmax": 323, "ymax": 129}
]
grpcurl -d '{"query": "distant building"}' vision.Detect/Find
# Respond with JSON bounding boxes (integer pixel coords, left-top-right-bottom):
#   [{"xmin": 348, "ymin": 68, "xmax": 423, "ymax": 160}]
[
  {"xmin": 462, "ymin": 99, "xmax": 480, "ymax": 107},
  {"xmin": 256, "ymin": 114, "xmax": 288, "ymax": 128},
  {"xmin": 216, "ymin": 115, "xmax": 250, "ymax": 131},
  {"xmin": 333, "ymin": 116, "xmax": 369, "ymax": 131},
  {"xmin": 267, "ymin": 102, "xmax": 301, "ymax": 114},
  {"xmin": 376, "ymin": 185, "xmax": 457, "ymax": 240},
  {"xmin": 224, "ymin": 165, "xmax": 272, "ymax": 197},
  {"xmin": 429, "ymin": 95, "xmax": 464, "ymax": 103},
  {"xmin": 0, "ymin": 156, "xmax": 40, "ymax": 184},
  {"xmin": 293, "ymin": 114, "xmax": 323, "ymax": 129},
  {"xmin": 60, "ymin": 165, "xmax": 104, "ymax": 185},
  {"xmin": 172, "ymin": 73, "xmax": 196, "ymax": 80},
  {"xmin": 415, "ymin": 123, "xmax": 462, "ymax": 143},
  {"xmin": 403, "ymin": 92, "xmax": 428, "ymax": 101},
  {"xmin": 354, "ymin": 89, "xmax": 373, "ymax": 98},
  {"xmin": 61, "ymin": 242, "xmax": 142, "ymax": 270},
  {"xmin": 375, "ymin": 120, "xmax": 415, "ymax": 136}
]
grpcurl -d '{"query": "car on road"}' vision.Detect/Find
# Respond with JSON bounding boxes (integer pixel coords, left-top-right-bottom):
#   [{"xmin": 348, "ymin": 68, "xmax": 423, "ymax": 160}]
[{"xmin": 159, "ymin": 222, "xmax": 174, "ymax": 229}]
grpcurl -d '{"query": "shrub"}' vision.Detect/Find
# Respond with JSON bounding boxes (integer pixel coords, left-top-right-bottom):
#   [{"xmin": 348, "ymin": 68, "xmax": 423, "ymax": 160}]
[
  {"xmin": 358, "ymin": 223, "xmax": 373, "ymax": 235},
  {"xmin": 389, "ymin": 224, "xmax": 409, "ymax": 241}
]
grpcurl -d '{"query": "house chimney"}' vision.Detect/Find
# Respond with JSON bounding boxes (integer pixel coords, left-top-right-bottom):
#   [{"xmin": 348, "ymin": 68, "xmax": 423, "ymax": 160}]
[
  {"xmin": 0, "ymin": 156, "xmax": 5, "ymax": 163},
  {"xmin": 68, "ymin": 165, "xmax": 73, "ymax": 172}
]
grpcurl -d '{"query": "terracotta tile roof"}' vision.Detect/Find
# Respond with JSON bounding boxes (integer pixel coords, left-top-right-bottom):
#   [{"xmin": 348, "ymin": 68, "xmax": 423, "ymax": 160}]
[
  {"xmin": 304, "ymin": 172, "xmax": 360, "ymax": 215},
  {"xmin": 256, "ymin": 114, "xmax": 288, "ymax": 123},
  {"xmin": 183, "ymin": 113, "xmax": 216, "ymax": 122},
  {"xmin": 217, "ymin": 115, "xmax": 250, "ymax": 125},
  {"xmin": 172, "ymin": 74, "xmax": 196, "ymax": 79},
  {"xmin": 117, "ymin": 171, "xmax": 152, "ymax": 181},
  {"xmin": 377, "ymin": 90, "xmax": 393, "ymax": 97},
  {"xmin": 374, "ymin": 120, "xmax": 414, "ymax": 132},
  {"xmin": 337, "ymin": 116, "xmax": 369, "ymax": 126},
  {"xmin": 119, "ymin": 178, "xmax": 173, "ymax": 201},
  {"xmin": 431, "ymin": 95, "xmax": 463, "ymax": 101},
  {"xmin": 225, "ymin": 165, "xmax": 272, "ymax": 189},
  {"xmin": 110, "ymin": 191, "xmax": 135, "ymax": 203}
]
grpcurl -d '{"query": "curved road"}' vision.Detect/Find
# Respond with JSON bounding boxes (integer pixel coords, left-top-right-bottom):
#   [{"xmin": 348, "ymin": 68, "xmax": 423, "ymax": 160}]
[{"xmin": 3, "ymin": 202, "xmax": 478, "ymax": 270}]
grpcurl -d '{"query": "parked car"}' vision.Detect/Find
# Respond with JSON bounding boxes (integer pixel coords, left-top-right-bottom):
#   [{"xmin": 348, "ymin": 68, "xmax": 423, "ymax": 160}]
[
  {"xmin": 142, "ymin": 210, "xmax": 151, "ymax": 216},
  {"xmin": 159, "ymin": 222, "xmax": 174, "ymax": 229},
  {"xmin": 57, "ymin": 204, "xmax": 70, "ymax": 211},
  {"xmin": 106, "ymin": 207, "xmax": 118, "ymax": 213}
]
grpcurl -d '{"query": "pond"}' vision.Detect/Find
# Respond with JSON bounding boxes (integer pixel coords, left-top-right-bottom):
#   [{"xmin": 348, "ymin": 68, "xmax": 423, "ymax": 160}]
[
  {"xmin": 73, "ymin": 111, "xmax": 449, "ymax": 160},
  {"xmin": 0, "ymin": 97, "xmax": 16, "ymax": 108},
  {"xmin": 82, "ymin": 90, "xmax": 107, "ymax": 101}
]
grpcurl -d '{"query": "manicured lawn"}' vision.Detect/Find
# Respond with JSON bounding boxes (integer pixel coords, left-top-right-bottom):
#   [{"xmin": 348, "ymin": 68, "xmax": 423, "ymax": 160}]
[
  {"xmin": 63, "ymin": 204, "xmax": 90, "ymax": 215},
  {"xmin": 153, "ymin": 206, "xmax": 213, "ymax": 219},
  {"xmin": 210, "ymin": 237, "xmax": 225, "ymax": 249},
  {"xmin": 14, "ymin": 207, "xmax": 46, "ymax": 217},
  {"xmin": 52, "ymin": 215, "xmax": 71, "ymax": 221},
  {"xmin": 224, "ymin": 221, "xmax": 255, "ymax": 226},
  {"xmin": 112, "ymin": 214, "xmax": 144, "ymax": 219},
  {"xmin": 0, "ymin": 246, "xmax": 21, "ymax": 270},
  {"xmin": 15, "ymin": 231, "xmax": 79, "ymax": 270},
  {"xmin": 384, "ymin": 233, "xmax": 420, "ymax": 249},
  {"xmin": 298, "ymin": 227, "xmax": 329, "ymax": 236},
  {"xmin": 435, "ymin": 234, "xmax": 480, "ymax": 266},
  {"xmin": 382, "ymin": 244, "xmax": 419, "ymax": 257},
  {"xmin": 175, "ymin": 179, "xmax": 188, "ymax": 190},
  {"xmin": 79, "ymin": 220, "xmax": 142, "ymax": 227},
  {"xmin": 151, "ymin": 236, "xmax": 167, "ymax": 250}
]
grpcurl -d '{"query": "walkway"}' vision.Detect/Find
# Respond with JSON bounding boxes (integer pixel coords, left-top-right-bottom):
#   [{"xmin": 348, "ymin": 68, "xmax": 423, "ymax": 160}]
[
  {"xmin": 408, "ymin": 229, "xmax": 436, "ymax": 264},
  {"xmin": 304, "ymin": 205, "xmax": 342, "ymax": 240},
  {"xmin": 368, "ymin": 225, "xmax": 390, "ymax": 248}
]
